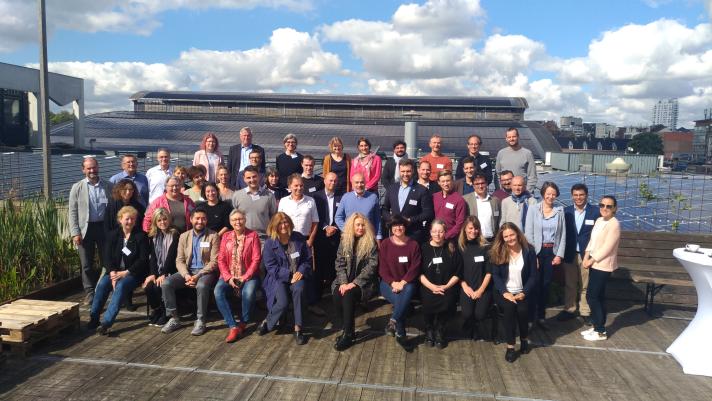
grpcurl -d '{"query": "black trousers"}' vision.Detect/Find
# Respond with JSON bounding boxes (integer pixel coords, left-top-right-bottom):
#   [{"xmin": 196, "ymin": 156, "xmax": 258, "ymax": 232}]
[
  {"xmin": 145, "ymin": 281, "xmax": 163, "ymax": 309},
  {"xmin": 78, "ymin": 222, "xmax": 105, "ymax": 292},
  {"xmin": 423, "ymin": 311, "xmax": 448, "ymax": 330},
  {"xmin": 460, "ymin": 288, "xmax": 492, "ymax": 336},
  {"xmin": 310, "ymin": 231, "xmax": 339, "ymax": 304},
  {"xmin": 332, "ymin": 286, "xmax": 362, "ymax": 335},
  {"xmin": 495, "ymin": 291, "xmax": 529, "ymax": 346}
]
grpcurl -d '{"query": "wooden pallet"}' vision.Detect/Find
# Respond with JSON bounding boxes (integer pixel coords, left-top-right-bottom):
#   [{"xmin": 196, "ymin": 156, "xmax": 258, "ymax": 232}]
[{"xmin": 0, "ymin": 299, "xmax": 80, "ymax": 356}]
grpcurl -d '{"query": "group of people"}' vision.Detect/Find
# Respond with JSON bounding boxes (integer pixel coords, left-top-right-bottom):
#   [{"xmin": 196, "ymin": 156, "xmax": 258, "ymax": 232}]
[{"xmin": 68, "ymin": 126, "xmax": 621, "ymax": 362}]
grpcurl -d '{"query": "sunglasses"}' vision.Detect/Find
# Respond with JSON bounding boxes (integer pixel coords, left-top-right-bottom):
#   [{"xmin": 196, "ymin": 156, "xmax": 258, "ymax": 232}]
[{"xmin": 598, "ymin": 203, "xmax": 615, "ymax": 210}]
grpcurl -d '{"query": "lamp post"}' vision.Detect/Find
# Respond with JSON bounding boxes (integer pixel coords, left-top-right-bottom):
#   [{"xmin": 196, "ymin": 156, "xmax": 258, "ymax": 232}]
[
  {"xmin": 38, "ymin": 0, "xmax": 52, "ymax": 199},
  {"xmin": 403, "ymin": 110, "xmax": 421, "ymax": 159}
]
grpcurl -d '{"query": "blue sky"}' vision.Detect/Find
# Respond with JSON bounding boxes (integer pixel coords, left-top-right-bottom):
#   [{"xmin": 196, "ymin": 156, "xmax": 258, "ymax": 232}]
[{"xmin": 1, "ymin": 0, "xmax": 710, "ymax": 126}]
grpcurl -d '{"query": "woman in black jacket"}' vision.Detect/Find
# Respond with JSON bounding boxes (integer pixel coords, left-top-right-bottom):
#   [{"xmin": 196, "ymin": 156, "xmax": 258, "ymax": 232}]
[
  {"xmin": 142, "ymin": 207, "xmax": 180, "ymax": 326},
  {"xmin": 89, "ymin": 206, "xmax": 149, "ymax": 335},
  {"xmin": 458, "ymin": 216, "xmax": 493, "ymax": 341},
  {"xmin": 103, "ymin": 178, "xmax": 145, "ymax": 234},
  {"xmin": 490, "ymin": 222, "xmax": 538, "ymax": 363}
]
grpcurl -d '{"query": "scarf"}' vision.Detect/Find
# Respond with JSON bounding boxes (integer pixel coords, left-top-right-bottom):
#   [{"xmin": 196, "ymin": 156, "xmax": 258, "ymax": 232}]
[
  {"xmin": 230, "ymin": 232, "xmax": 246, "ymax": 278},
  {"xmin": 356, "ymin": 152, "xmax": 375, "ymax": 182},
  {"xmin": 154, "ymin": 231, "xmax": 174, "ymax": 275}
]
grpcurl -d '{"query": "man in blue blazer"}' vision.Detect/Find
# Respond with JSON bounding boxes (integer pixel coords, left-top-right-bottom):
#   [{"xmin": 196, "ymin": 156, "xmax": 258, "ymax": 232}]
[
  {"xmin": 381, "ymin": 159, "xmax": 434, "ymax": 243},
  {"xmin": 311, "ymin": 172, "xmax": 343, "ymax": 306},
  {"xmin": 558, "ymin": 183, "xmax": 600, "ymax": 322}
]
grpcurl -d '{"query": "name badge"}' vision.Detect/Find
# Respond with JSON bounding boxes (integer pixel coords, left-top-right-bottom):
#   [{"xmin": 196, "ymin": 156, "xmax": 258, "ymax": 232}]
[
  {"xmin": 493, "ymin": 211, "xmax": 499, "ymax": 217},
  {"xmin": 398, "ymin": 256, "xmax": 408, "ymax": 263},
  {"xmin": 199, "ymin": 241, "xmax": 210, "ymax": 248},
  {"xmin": 290, "ymin": 154, "xmax": 298, "ymax": 159},
  {"xmin": 585, "ymin": 219, "xmax": 595, "ymax": 226},
  {"xmin": 290, "ymin": 251, "xmax": 300, "ymax": 259},
  {"xmin": 474, "ymin": 256, "xmax": 485, "ymax": 262},
  {"xmin": 250, "ymin": 194, "xmax": 260, "ymax": 201},
  {"xmin": 436, "ymin": 163, "xmax": 444, "ymax": 169},
  {"xmin": 308, "ymin": 187, "xmax": 316, "ymax": 193},
  {"xmin": 335, "ymin": 202, "xmax": 340, "ymax": 207},
  {"xmin": 122, "ymin": 247, "xmax": 131, "ymax": 256},
  {"xmin": 445, "ymin": 202, "xmax": 454, "ymax": 209},
  {"xmin": 422, "ymin": 221, "xmax": 427, "ymax": 227},
  {"xmin": 408, "ymin": 199, "xmax": 418, "ymax": 206},
  {"xmin": 480, "ymin": 162, "xmax": 487, "ymax": 169},
  {"xmin": 432, "ymin": 257, "xmax": 443, "ymax": 264}
]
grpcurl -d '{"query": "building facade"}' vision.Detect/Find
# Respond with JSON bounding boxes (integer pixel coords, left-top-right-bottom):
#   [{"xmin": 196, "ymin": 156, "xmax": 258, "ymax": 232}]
[
  {"xmin": 560, "ymin": 116, "xmax": 583, "ymax": 136},
  {"xmin": 652, "ymin": 98, "xmax": 679, "ymax": 129}
]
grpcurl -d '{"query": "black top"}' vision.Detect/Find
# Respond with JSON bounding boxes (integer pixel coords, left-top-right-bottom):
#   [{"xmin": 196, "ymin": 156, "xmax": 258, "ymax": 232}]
[
  {"xmin": 267, "ymin": 185, "xmax": 289, "ymax": 202},
  {"xmin": 104, "ymin": 229, "xmax": 150, "ymax": 279},
  {"xmin": 276, "ymin": 153, "xmax": 303, "ymax": 188},
  {"xmin": 148, "ymin": 230, "xmax": 180, "ymax": 277},
  {"xmin": 419, "ymin": 243, "xmax": 462, "ymax": 314},
  {"xmin": 419, "ymin": 180, "xmax": 442, "ymax": 195},
  {"xmin": 330, "ymin": 158, "xmax": 348, "ymax": 196},
  {"xmin": 460, "ymin": 241, "xmax": 491, "ymax": 290},
  {"xmin": 455, "ymin": 153, "xmax": 493, "ymax": 185},
  {"xmin": 197, "ymin": 200, "xmax": 232, "ymax": 233},
  {"xmin": 103, "ymin": 199, "xmax": 145, "ymax": 234},
  {"xmin": 227, "ymin": 143, "xmax": 266, "ymax": 188},
  {"xmin": 302, "ymin": 175, "xmax": 324, "ymax": 196}
]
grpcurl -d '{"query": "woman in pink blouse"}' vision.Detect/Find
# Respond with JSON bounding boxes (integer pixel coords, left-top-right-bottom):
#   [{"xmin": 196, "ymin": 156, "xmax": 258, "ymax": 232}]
[
  {"xmin": 193, "ymin": 132, "xmax": 223, "ymax": 183},
  {"xmin": 350, "ymin": 137, "xmax": 382, "ymax": 193}
]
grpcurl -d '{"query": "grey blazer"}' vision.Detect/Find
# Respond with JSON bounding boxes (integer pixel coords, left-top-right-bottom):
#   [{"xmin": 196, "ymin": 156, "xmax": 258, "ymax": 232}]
[
  {"xmin": 524, "ymin": 201, "xmax": 566, "ymax": 258},
  {"xmin": 68, "ymin": 179, "xmax": 112, "ymax": 238},
  {"xmin": 462, "ymin": 193, "xmax": 501, "ymax": 236}
]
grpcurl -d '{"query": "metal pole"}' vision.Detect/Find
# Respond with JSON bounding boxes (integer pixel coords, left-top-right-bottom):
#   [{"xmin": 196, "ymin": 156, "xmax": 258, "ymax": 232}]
[
  {"xmin": 403, "ymin": 110, "xmax": 421, "ymax": 159},
  {"xmin": 38, "ymin": 0, "xmax": 52, "ymax": 199}
]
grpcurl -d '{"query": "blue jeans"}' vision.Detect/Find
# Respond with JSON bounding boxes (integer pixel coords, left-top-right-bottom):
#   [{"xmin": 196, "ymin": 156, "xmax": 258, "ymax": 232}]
[
  {"xmin": 379, "ymin": 280, "xmax": 415, "ymax": 336},
  {"xmin": 531, "ymin": 247, "xmax": 555, "ymax": 321},
  {"xmin": 214, "ymin": 277, "xmax": 259, "ymax": 327},
  {"xmin": 586, "ymin": 268, "xmax": 611, "ymax": 334},
  {"xmin": 90, "ymin": 273, "xmax": 139, "ymax": 328}
]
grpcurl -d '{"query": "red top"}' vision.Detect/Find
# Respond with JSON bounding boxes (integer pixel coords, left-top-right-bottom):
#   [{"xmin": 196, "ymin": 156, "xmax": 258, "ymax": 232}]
[
  {"xmin": 217, "ymin": 229, "xmax": 262, "ymax": 282},
  {"xmin": 433, "ymin": 191, "xmax": 467, "ymax": 240},
  {"xmin": 378, "ymin": 237, "xmax": 421, "ymax": 284},
  {"xmin": 420, "ymin": 154, "xmax": 452, "ymax": 181}
]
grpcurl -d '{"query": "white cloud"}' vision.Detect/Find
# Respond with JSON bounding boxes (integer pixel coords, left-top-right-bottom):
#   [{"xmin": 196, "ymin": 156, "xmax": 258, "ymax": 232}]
[
  {"xmin": 0, "ymin": 0, "xmax": 313, "ymax": 52},
  {"xmin": 392, "ymin": 0, "xmax": 485, "ymax": 41}
]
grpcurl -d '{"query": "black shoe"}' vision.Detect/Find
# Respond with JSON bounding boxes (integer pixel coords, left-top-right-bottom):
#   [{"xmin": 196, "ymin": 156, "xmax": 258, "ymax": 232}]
[
  {"xmin": 581, "ymin": 316, "xmax": 592, "ymax": 326},
  {"xmin": 424, "ymin": 328, "xmax": 435, "ymax": 347},
  {"xmin": 97, "ymin": 324, "xmax": 109, "ymax": 336},
  {"xmin": 395, "ymin": 334, "xmax": 411, "ymax": 351},
  {"xmin": 434, "ymin": 328, "xmax": 447, "ymax": 349},
  {"xmin": 125, "ymin": 298, "xmax": 138, "ymax": 312},
  {"xmin": 294, "ymin": 330, "xmax": 307, "ymax": 345},
  {"xmin": 87, "ymin": 317, "xmax": 100, "ymax": 331},
  {"xmin": 148, "ymin": 309, "xmax": 161, "ymax": 325},
  {"xmin": 154, "ymin": 314, "xmax": 168, "ymax": 327},
  {"xmin": 334, "ymin": 333, "xmax": 354, "ymax": 351},
  {"xmin": 505, "ymin": 348, "xmax": 517, "ymax": 363},
  {"xmin": 519, "ymin": 340, "xmax": 530, "ymax": 355},
  {"xmin": 556, "ymin": 311, "xmax": 577, "ymax": 321},
  {"xmin": 258, "ymin": 321, "xmax": 269, "ymax": 336},
  {"xmin": 385, "ymin": 319, "xmax": 396, "ymax": 337}
]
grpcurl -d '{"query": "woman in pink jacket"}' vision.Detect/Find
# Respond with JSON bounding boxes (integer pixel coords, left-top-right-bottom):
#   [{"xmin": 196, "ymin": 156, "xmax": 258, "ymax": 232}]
[
  {"xmin": 581, "ymin": 195, "xmax": 621, "ymax": 342},
  {"xmin": 350, "ymin": 137, "xmax": 382, "ymax": 193},
  {"xmin": 214, "ymin": 209, "xmax": 261, "ymax": 343},
  {"xmin": 143, "ymin": 177, "xmax": 195, "ymax": 233},
  {"xmin": 193, "ymin": 132, "xmax": 224, "ymax": 183}
]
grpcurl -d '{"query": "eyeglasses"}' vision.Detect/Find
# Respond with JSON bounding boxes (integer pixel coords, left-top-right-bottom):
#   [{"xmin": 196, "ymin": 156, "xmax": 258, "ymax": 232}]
[{"xmin": 598, "ymin": 203, "xmax": 615, "ymax": 210}]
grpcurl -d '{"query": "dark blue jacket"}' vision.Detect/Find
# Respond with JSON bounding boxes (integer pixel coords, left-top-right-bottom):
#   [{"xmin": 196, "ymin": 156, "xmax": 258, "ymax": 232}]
[
  {"xmin": 262, "ymin": 232, "xmax": 312, "ymax": 306},
  {"xmin": 491, "ymin": 245, "xmax": 538, "ymax": 296},
  {"xmin": 381, "ymin": 182, "xmax": 434, "ymax": 243},
  {"xmin": 563, "ymin": 203, "xmax": 600, "ymax": 263}
]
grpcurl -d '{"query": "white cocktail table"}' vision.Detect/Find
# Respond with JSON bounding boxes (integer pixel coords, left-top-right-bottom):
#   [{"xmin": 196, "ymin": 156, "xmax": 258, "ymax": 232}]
[{"xmin": 668, "ymin": 247, "xmax": 712, "ymax": 376}]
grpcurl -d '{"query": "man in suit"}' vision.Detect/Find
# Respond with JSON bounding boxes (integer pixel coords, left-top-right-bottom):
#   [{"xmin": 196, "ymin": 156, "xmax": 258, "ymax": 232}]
[
  {"xmin": 463, "ymin": 173, "xmax": 501, "ymax": 243},
  {"xmin": 416, "ymin": 160, "xmax": 441, "ymax": 195},
  {"xmin": 453, "ymin": 156, "xmax": 477, "ymax": 196},
  {"xmin": 69, "ymin": 157, "xmax": 113, "ymax": 305},
  {"xmin": 558, "ymin": 183, "xmax": 600, "ymax": 323},
  {"xmin": 311, "ymin": 172, "xmax": 342, "ymax": 305},
  {"xmin": 381, "ymin": 140, "xmax": 408, "ymax": 188},
  {"xmin": 381, "ymin": 159, "xmax": 434, "ymax": 243},
  {"xmin": 227, "ymin": 127, "xmax": 266, "ymax": 188},
  {"xmin": 456, "ymin": 134, "xmax": 493, "ymax": 185}
]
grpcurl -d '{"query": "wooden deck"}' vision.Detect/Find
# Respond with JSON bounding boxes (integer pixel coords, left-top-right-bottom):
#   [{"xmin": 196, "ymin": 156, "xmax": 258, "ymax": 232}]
[{"xmin": 1, "ymin": 290, "xmax": 711, "ymax": 401}]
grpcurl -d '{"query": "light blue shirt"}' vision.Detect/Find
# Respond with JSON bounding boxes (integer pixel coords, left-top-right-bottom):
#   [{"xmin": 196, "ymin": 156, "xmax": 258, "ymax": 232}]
[
  {"xmin": 542, "ymin": 213, "xmax": 558, "ymax": 244},
  {"xmin": 397, "ymin": 182, "xmax": 411, "ymax": 212},
  {"xmin": 239, "ymin": 145, "xmax": 253, "ymax": 172},
  {"xmin": 574, "ymin": 207, "xmax": 586, "ymax": 252},
  {"xmin": 335, "ymin": 191, "xmax": 382, "ymax": 239},
  {"xmin": 190, "ymin": 230, "xmax": 206, "ymax": 273},
  {"xmin": 86, "ymin": 179, "xmax": 108, "ymax": 222}
]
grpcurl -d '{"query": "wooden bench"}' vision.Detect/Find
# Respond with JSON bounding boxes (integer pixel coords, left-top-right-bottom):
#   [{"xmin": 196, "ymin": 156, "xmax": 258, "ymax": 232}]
[{"xmin": 617, "ymin": 231, "xmax": 712, "ymax": 315}]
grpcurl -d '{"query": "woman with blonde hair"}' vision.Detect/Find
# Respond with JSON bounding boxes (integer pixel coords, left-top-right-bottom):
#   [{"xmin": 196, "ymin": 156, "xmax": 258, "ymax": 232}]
[
  {"xmin": 490, "ymin": 222, "xmax": 538, "ymax": 362},
  {"xmin": 331, "ymin": 213, "xmax": 379, "ymax": 351},
  {"xmin": 259, "ymin": 212, "xmax": 312, "ymax": 345},
  {"xmin": 458, "ymin": 215, "xmax": 493, "ymax": 341},
  {"xmin": 193, "ymin": 132, "xmax": 223, "ymax": 183},
  {"xmin": 143, "ymin": 207, "xmax": 180, "ymax": 326},
  {"xmin": 322, "ymin": 136, "xmax": 351, "ymax": 195}
]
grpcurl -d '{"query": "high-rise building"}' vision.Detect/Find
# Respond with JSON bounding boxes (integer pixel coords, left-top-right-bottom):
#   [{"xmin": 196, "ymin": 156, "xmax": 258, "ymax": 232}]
[
  {"xmin": 560, "ymin": 116, "xmax": 583, "ymax": 136},
  {"xmin": 652, "ymin": 98, "xmax": 679, "ymax": 129}
]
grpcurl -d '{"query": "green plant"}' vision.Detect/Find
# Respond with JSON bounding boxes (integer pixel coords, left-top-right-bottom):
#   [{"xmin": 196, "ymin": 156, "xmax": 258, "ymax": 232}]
[
  {"xmin": 671, "ymin": 220, "xmax": 680, "ymax": 232},
  {"xmin": 638, "ymin": 183, "xmax": 657, "ymax": 202},
  {"xmin": 0, "ymin": 198, "xmax": 79, "ymax": 303}
]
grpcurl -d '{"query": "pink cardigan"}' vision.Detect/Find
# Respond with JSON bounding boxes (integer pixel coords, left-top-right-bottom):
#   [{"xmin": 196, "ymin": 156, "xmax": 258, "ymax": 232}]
[
  {"xmin": 217, "ymin": 229, "xmax": 261, "ymax": 282},
  {"xmin": 192, "ymin": 150, "xmax": 224, "ymax": 182},
  {"xmin": 350, "ymin": 153, "xmax": 382, "ymax": 191},
  {"xmin": 143, "ymin": 195, "xmax": 196, "ymax": 232},
  {"xmin": 585, "ymin": 216, "xmax": 621, "ymax": 272}
]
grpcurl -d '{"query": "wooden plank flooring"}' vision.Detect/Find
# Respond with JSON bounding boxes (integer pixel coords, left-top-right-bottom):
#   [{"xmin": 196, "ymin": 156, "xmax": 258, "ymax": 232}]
[{"xmin": 1, "ymin": 291, "xmax": 711, "ymax": 401}]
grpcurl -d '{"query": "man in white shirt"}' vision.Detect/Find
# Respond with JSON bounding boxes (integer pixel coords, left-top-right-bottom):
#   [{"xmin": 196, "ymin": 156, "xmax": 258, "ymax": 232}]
[
  {"xmin": 277, "ymin": 174, "xmax": 319, "ymax": 247},
  {"xmin": 146, "ymin": 148, "xmax": 173, "ymax": 204},
  {"xmin": 463, "ymin": 173, "xmax": 501, "ymax": 242}
]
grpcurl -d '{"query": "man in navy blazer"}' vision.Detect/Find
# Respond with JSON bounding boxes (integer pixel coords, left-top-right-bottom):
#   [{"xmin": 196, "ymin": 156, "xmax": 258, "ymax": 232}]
[
  {"xmin": 227, "ymin": 127, "xmax": 266, "ymax": 188},
  {"xmin": 311, "ymin": 172, "xmax": 343, "ymax": 305},
  {"xmin": 381, "ymin": 159, "xmax": 434, "ymax": 243},
  {"xmin": 558, "ymin": 183, "xmax": 600, "ymax": 323}
]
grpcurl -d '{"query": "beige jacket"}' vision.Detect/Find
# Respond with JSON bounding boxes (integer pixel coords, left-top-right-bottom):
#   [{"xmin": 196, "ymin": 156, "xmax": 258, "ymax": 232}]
[
  {"xmin": 176, "ymin": 229, "xmax": 220, "ymax": 276},
  {"xmin": 585, "ymin": 217, "xmax": 621, "ymax": 272}
]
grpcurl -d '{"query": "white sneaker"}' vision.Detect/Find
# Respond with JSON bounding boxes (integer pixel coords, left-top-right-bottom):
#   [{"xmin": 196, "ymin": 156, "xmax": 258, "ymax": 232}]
[
  {"xmin": 580, "ymin": 327, "xmax": 595, "ymax": 336},
  {"xmin": 583, "ymin": 331, "xmax": 607, "ymax": 341}
]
